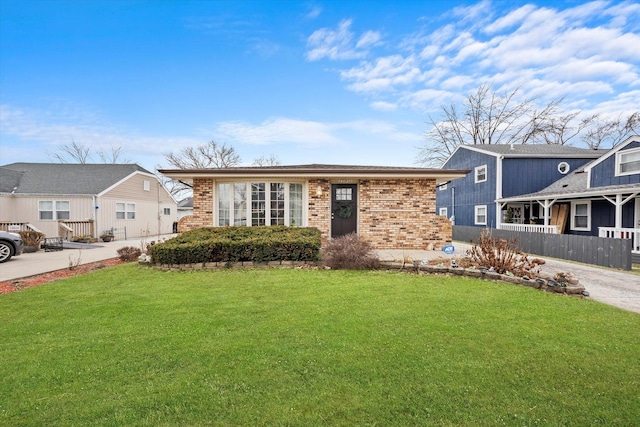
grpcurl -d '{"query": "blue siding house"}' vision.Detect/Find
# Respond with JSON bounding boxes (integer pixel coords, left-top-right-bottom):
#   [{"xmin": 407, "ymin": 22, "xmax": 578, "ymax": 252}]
[
  {"xmin": 497, "ymin": 136, "xmax": 640, "ymax": 255},
  {"xmin": 437, "ymin": 144, "xmax": 603, "ymax": 229}
]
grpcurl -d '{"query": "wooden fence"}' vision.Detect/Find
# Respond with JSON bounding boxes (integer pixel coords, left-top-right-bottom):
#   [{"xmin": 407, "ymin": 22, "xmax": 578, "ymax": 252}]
[{"xmin": 453, "ymin": 225, "xmax": 632, "ymax": 271}]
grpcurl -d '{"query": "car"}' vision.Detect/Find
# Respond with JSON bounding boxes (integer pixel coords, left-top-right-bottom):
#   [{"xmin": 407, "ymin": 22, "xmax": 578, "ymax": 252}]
[{"xmin": 0, "ymin": 230, "xmax": 25, "ymax": 263}]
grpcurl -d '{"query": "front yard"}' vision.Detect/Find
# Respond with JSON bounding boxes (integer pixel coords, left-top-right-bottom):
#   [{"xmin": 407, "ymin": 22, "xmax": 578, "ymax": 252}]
[{"xmin": 1, "ymin": 264, "xmax": 638, "ymax": 426}]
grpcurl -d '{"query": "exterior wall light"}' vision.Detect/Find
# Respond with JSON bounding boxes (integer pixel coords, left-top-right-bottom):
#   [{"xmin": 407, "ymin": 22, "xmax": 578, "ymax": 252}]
[{"xmin": 316, "ymin": 185, "xmax": 323, "ymax": 196}]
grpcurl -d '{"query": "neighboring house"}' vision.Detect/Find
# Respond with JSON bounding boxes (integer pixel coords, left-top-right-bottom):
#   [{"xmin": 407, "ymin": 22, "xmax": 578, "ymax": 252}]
[
  {"xmin": 437, "ymin": 144, "xmax": 605, "ymax": 229},
  {"xmin": 158, "ymin": 164, "xmax": 469, "ymax": 249},
  {"xmin": 0, "ymin": 163, "xmax": 178, "ymax": 239},
  {"xmin": 497, "ymin": 136, "xmax": 640, "ymax": 255},
  {"xmin": 177, "ymin": 197, "xmax": 193, "ymax": 219}
]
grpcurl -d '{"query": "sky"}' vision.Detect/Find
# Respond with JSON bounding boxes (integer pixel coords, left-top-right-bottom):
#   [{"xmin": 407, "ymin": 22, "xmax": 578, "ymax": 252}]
[{"xmin": 1, "ymin": 0, "xmax": 639, "ymax": 172}]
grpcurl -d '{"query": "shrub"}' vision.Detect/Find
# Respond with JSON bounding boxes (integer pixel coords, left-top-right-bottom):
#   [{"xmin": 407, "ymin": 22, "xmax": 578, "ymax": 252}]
[
  {"xmin": 322, "ymin": 233, "xmax": 380, "ymax": 270},
  {"xmin": 18, "ymin": 231, "xmax": 45, "ymax": 250},
  {"xmin": 149, "ymin": 226, "xmax": 321, "ymax": 265},
  {"xmin": 117, "ymin": 246, "xmax": 142, "ymax": 262},
  {"xmin": 466, "ymin": 228, "xmax": 544, "ymax": 277}
]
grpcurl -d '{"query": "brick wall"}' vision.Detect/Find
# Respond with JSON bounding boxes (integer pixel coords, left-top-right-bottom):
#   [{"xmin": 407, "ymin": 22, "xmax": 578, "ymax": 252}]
[
  {"xmin": 178, "ymin": 178, "xmax": 213, "ymax": 232},
  {"xmin": 307, "ymin": 178, "xmax": 331, "ymax": 245},
  {"xmin": 358, "ymin": 178, "xmax": 452, "ymax": 249},
  {"xmin": 180, "ymin": 176, "xmax": 452, "ymax": 249}
]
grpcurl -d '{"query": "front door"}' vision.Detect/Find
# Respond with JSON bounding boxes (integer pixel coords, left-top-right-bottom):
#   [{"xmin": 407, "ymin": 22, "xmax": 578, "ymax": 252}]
[{"xmin": 331, "ymin": 184, "xmax": 357, "ymax": 238}]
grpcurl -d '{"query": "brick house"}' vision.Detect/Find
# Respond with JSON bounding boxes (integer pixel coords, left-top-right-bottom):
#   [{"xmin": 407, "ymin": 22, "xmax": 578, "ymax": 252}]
[{"xmin": 158, "ymin": 164, "xmax": 469, "ymax": 249}]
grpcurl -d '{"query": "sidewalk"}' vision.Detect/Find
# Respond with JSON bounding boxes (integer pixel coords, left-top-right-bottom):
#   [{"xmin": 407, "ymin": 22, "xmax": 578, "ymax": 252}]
[
  {"xmin": 1, "ymin": 238, "xmax": 638, "ymax": 314},
  {"xmin": 0, "ymin": 235, "xmax": 175, "ymax": 283}
]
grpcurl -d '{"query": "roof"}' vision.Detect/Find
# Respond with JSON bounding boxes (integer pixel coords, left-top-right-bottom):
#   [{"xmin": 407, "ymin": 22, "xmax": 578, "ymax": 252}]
[
  {"xmin": 178, "ymin": 197, "xmax": 193, "ymax": 208},
  {"xmin": 159, "ymin": 163, "xmax": 470, "ymax": 184},
  {"xmin": 0, "ymin": 163, "xmax": 154, "ymax": 195},
  {"xmin": 449, "ymin": 144, "xmax": 606, "ymax": 160}
]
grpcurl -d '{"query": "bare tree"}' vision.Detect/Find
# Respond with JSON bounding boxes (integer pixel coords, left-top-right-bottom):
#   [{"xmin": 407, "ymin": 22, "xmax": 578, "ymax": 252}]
[
  {"xmin": 49, "ymin": 141, "xmax": 130, "ymax": 164},
  {"xmin": 49, "ymin": 141, "xmax": 92, "ymax": 163},
  {"xmin": 583, "ymin": 112, "xmax": 640, "ymax": 149},
  {"xmin": 417, "ymin": 84, "xmax": 544, "ymax": 166},
  {"xmin": 161, "ymin": 140, "xmax": 241, "ymax": 197},
  {"xmin": 252, "ymin": 154, "xmax": 281, "ymax": 166},
  {"xmin": 164, "ymin": 140, "xmax": 241, "ymax": 169},
  {"xmin": 96, "ymin": 145, "xmax": 130, "ymax": 163}
]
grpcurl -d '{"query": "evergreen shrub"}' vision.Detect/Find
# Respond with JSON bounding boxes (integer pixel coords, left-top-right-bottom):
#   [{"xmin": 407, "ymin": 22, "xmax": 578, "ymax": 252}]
[{"xmin": 149, "ymin": 226, "xmax": 321, "ymax": 265}]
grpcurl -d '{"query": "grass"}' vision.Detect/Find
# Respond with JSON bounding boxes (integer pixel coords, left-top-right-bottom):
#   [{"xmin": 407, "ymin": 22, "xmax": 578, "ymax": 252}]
[{"xmin": 1, "ymin": 264, "xmax": 639, "ymax": 426}]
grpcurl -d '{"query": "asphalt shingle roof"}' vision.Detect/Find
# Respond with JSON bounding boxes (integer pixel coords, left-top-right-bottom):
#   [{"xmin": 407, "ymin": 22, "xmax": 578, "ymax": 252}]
[
  {"xmin": 463, "ymin": 144, "xmax": 606, "ymax": 158},
  {"xmin": 0, "ymin": 163, "xmax": 152, "ymax": 195}
]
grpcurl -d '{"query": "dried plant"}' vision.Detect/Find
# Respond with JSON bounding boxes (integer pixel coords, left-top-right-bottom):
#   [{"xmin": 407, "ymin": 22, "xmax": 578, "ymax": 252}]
[
  {"xmin": 117, "ymin": 246, "xmax": 142, "ymax": 262},
  {"xmin": 466, "ymin": 229, "xmax": 545, "ymax": 277},
  {"xmin": 322, "ymin": 233, "xmax": 380, "ymax": 270}
]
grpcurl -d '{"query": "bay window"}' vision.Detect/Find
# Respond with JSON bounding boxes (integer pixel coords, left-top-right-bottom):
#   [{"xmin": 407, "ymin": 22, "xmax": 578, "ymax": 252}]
[{"xmin": 218, "ymin": 182, "xmax": 304, "ymax": 227}]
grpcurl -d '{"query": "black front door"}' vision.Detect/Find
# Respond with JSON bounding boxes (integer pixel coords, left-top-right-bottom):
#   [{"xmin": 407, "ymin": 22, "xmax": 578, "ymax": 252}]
[{"xmin": 331, "ymin": 184, "xmax": 357, "ymax": 238}]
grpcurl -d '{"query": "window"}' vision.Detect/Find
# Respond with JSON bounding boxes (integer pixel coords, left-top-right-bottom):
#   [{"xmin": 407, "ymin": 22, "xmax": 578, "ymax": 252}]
[
  {"xmin": 143, "ymin": 180, "xmax": 151, "ymax": 191},
  {"xmin": 439, "ymin": 207, "xmax": 448, "ymax": 217},
  {"xmin": 289, "ymin": 183, "xmax": 303, "ymax": 226},
  {"xmin": 616, "ymin": 148, "xmax": 640, "ymax": 176},
  {"xmin": 475, "ymin": 205, "xmax": 487, "ymax": 225},
  {"xmin": 475, "ymin": 165, "xmax": 487, "ymax": 183},
  {"xmin": 218, "ymin": 182, "xmax": 304, "ymax": 227},
  {"xmin": 116, "ymin": 203, "xmax": 136, "ymax": 220},
  {"xmin": 571, "ymin": 201, "xmax": 590, "ymax": 231},
  {"xmin": 335, "ymin": 187, "xmax": 352, "ymax": 200},
  {"xmin": 38, "ymin": 201, "xmax": 70, "ymax": 220},
  {"xmin": 270, "ymin": 183, "xmax": 285, "ymax": 225},
  {"xmin": 558, "ymin": 162, "xmax": 570, "ymax": 174},
  {"xmin": 163, "ymin": 208, "xmax": 171, "ymax": 215},
  {"xmin": 251, "ymin": 183, "xmax": 266, "ymax": 226}
]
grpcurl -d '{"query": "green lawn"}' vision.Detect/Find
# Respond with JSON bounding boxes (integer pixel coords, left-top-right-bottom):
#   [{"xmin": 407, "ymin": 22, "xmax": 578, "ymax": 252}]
[{"xmin": 1, "ymin": 265, "xmax": 638, "ymax": 426}]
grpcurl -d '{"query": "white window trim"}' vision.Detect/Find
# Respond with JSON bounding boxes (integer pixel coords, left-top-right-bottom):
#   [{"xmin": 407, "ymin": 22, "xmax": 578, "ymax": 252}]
[
  {"xmin": 558, "ymin": 162, "xmax": 570, "ymax": 174},
  {"xmin": 439, "ymin": 207, "xmax": 448, "ymax": 217},
  {"xmin": 116, "ymin": 202, "xmax": 136, "ymax": 220},
  {"xmin": 474, "ymin": 205, "xmax": 487, "ymax": 225},
  {"xmin": 615, "ymin": 147, "xmax": 640, "ymax": 177},
  {"xmin": 216, "ymin": 181, "xmax": 307, "ymax": 227},
  {"xmin": 143, "ymin": 180, "xmax": 151, "ymax": 191},
  {"xmin": 38, "ymin": 200, "xmax": 70, "ymax": 221},
  {"xmin": 475, "ymin": 165, "xmax": 487, "ymax": 183},
  {"xmin": 570, "ymin": 200, "xmax": 591, "ymax": 231},
  {"xmin": 163, "ymin": 208, "xmax": 171, "ymax": 216}
]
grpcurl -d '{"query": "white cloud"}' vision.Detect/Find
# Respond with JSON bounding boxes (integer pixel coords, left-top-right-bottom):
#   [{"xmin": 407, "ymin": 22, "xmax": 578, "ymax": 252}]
[
  {"xmin": 314, "ymin": 0, "xmax": 639, "ymax": 123},
  {"xmin": 370, "ymin": 101, "xmax": 398, "ymax": 112},
  {"xmin": 306, "ymin": 19, "xmax": 371, "ymax": 61},
  {"xmin": 215, "ymin": 118, "xmax": 341, "ymax": 145}
]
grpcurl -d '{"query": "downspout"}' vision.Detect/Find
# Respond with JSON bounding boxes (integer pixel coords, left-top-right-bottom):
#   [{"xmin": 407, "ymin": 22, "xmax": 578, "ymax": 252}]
[
  {"xmin": 451, "ymin": 186, "xmax": 455, "ymax": 225},
  {"xmin": 93, "ymin": 195, "xmax": 98, "ymax": 238},
  {"xmin": 495, "ymin": 155, "xmax": 504, "ymax": 229}
]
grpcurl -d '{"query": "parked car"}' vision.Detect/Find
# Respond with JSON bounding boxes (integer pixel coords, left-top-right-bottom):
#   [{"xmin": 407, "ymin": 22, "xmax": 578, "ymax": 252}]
[{"xmin": 0, "ymin": 231, "xmax": 25, "ymax": 263}]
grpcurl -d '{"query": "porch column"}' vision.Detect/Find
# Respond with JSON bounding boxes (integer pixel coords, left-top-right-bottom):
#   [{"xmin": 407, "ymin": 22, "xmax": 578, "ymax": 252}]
[{"xmin": 603, "ymin": 192, "xmax": 639, "ymax": 229}]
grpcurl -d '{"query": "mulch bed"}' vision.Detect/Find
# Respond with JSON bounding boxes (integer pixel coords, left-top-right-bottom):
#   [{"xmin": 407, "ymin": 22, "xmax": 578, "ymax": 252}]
[{"xmin": 0, "ymin": 258, "xmax": 124, "ymax": 295}]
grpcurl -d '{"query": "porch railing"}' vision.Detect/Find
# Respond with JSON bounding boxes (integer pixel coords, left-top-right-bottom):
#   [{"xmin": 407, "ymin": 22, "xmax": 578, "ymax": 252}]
[
  {"xmin": 60, "ymin": 220, "xmax": 95, "ymax": 238},
  {"xmin": 499, "ymin": 223, "xmax": 559, "ymax": 234},
  {"xmin": 0, "ymin": 222, "xmax": 43, "ymax": 233},
  {"xmin": 599, "ymin": 227, "xmax": 640, "ymax": 254}
]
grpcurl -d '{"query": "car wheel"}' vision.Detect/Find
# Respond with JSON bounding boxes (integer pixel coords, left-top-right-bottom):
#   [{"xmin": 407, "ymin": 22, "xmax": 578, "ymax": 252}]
[{"xmin": 0, "ymin": 241, "xmax": 13, "ymax": 263}]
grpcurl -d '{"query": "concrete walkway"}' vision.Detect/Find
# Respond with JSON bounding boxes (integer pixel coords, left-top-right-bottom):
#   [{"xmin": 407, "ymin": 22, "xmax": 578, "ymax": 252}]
[{"xmin": 1, "ymin": 238, "xmax": 639, "ymax": 314}]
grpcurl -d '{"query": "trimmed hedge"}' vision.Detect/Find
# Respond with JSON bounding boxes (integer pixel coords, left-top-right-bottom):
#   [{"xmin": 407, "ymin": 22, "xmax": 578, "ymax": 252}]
[{"xmin": 150, "ymin": 226, "xmax": 321, "ymax": 265}]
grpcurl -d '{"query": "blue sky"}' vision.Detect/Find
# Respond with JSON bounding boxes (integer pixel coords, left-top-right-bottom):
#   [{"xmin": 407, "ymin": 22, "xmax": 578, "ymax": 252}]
[{"xmin": 1, "ymin": 0, "xmax": 639, "ymax": 171}]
